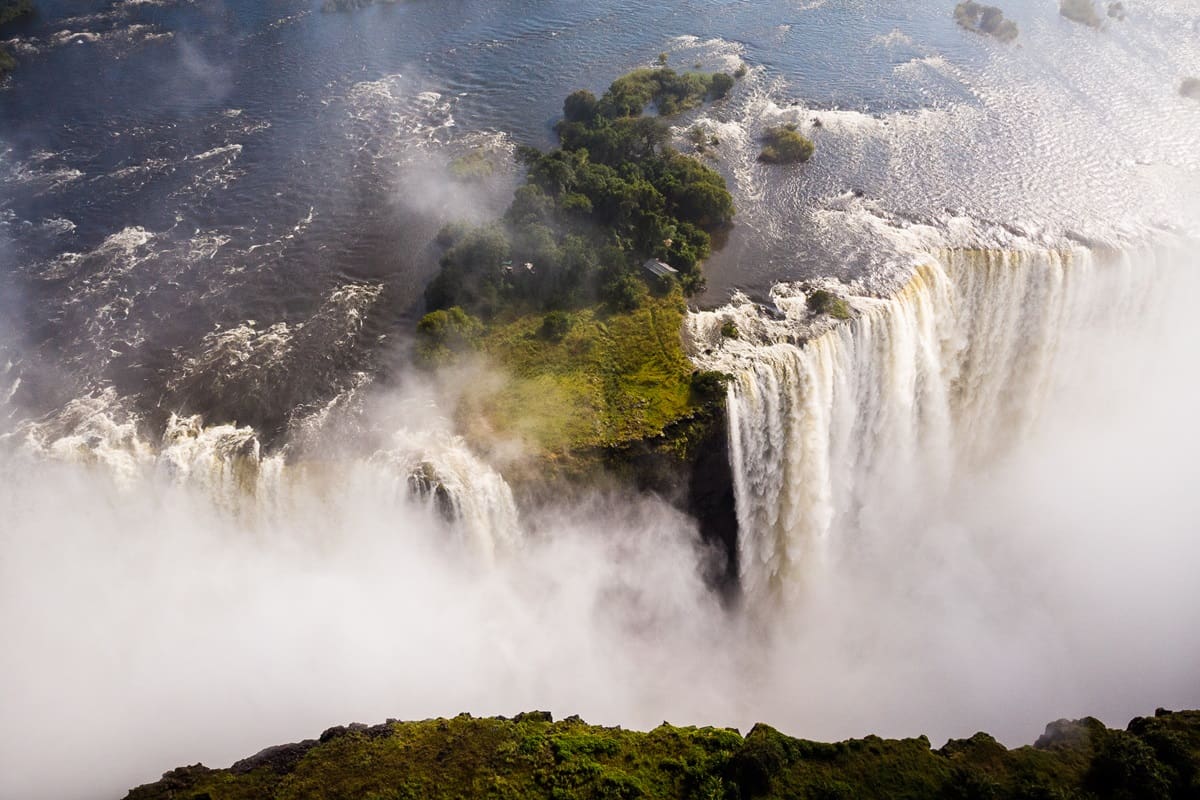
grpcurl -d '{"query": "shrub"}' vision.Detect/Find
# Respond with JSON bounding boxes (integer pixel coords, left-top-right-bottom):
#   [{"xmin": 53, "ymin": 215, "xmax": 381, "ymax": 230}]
[
  {"xmin": 807, "ymin": 289, "xmax": 851, "ymax": 320},
  {"xmin": 415, "ymin": 307, "xmax": 483, "ymax": 366},
  {"xmin": 720, "ymin": 321, "xmax": 739, "ymax": 339},
  {"xmin": 709, "ymin": 72, "xmax": 735, "ymax": 99},
  {"xmin": 759, "ymin": 125, "xmax": 815, "ymax": 164},
  {"xmin": 563, "ymin": 89, "xmax": 599, "ymax": 123},
  {"xmin": 539, "ymin": 310, "xmax": 571, "ymax": 341},
  {"xmin": 690, "ymin": 370, "xmax": 730, "ymax": 401},
  {"xmin": 601, "ymin": 271, "xmax": 644, "ymax": 312}
]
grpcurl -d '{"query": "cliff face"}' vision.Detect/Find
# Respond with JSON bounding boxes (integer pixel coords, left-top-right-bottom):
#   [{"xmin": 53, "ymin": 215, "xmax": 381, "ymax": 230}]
[{"xmin": 123, "ymin": 708, "xmax": 1200, "ymax": 800}]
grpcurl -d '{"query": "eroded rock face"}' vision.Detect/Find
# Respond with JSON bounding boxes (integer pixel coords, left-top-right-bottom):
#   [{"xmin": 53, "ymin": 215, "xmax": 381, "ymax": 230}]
[
  {"xmin": 954, "ymin": 1, "xmax": 1019, "ymax": 43},
  {"xmin": 407, "ymin": 461, "xmax": 458, "ymax": 523}
]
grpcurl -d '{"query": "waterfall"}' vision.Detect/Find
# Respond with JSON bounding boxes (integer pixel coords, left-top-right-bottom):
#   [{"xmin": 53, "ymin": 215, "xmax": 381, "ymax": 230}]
[
  {"xmin": 2, "ymin": 390, "xmax": 521, "ymax": 562},
  {"xmin": 688, "ymin": 243, "xmax": 1169, "ymax": 607}
]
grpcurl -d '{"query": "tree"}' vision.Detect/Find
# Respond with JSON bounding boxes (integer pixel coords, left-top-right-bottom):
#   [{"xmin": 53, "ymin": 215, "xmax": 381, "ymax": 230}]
[{"xmin": 563, "ymin": 89, "xmax": 599, "ymax": 123}]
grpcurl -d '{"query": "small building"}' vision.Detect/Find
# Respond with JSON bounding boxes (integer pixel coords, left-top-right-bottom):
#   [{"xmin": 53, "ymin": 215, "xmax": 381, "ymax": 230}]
[{"xmin": 642, "ymin": 259, "xmax": 678, "ymax": 279}]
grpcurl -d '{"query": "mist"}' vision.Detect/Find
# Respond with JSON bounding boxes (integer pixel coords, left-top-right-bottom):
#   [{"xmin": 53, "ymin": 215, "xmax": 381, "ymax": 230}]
[
  {"xmin": 3, "ymin": 2, "xmax": 1200, "ymax": 797},
  {"xmin": 2, "ymin": 242, "xmax": 1199, "ymax": 800}
]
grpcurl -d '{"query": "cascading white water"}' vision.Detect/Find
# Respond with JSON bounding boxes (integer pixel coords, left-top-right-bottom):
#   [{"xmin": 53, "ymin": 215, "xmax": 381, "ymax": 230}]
[
  {"xmin": 688, "ymin": 242, "xmax": 1169, "ymax": 608},
  {"xmin": 2, "ymin": 389, "xmax": 521, "ymax": 562}
]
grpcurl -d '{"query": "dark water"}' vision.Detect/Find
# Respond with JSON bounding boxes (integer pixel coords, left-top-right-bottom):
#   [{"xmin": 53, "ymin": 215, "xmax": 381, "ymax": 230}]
[{"xmin": 2, "ymin": 0, "xmax": 1198, "ymax": 437}]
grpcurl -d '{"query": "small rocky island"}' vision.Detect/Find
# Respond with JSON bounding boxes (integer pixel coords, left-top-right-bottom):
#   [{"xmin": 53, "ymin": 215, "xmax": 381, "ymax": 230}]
[
  {"xmin": 123, "ymin": 708, "xmax": 1200, "ymax": 799},
  {"xmin": 414, "ymin": 66, "xmax": 744, "ymax": 575},
  {"xmin": 1060, "ymin": 0, "xmax": 1103, "ymax": 28},
  {"xmin": 954, "ymin": 1, "xmax": 1019, "ymax": 43},
  {"xmin": 758, "ymin": 124, "xmax": 816, "ymax": 164}
]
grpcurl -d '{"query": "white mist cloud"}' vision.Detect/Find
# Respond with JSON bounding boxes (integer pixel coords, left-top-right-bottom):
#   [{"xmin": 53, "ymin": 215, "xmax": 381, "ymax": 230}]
[{"xmin": 1, "ymin": 247, "xmax": 1198, "ymax": 800}]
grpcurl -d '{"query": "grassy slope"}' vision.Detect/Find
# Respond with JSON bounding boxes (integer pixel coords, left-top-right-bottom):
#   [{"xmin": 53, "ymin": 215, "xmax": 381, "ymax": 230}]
[
  {"xmin": 460, "ymin": 290, "xmax": 697, "ymax": 457},
  {"xmin": 124, "ymin": 709, "xmax": 1200, "ymax": 800}
]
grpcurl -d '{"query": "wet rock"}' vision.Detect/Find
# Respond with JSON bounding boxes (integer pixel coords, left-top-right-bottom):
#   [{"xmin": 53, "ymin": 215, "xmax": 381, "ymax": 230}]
[{"xmin": 230, "ymin": 740, "xmax": 318, "ymax": 775}]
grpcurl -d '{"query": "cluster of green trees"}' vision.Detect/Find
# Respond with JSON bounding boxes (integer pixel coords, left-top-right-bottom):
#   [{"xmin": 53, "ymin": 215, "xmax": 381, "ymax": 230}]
[{"xmin": 422, "ymin": 67, "xmax": 738, "ymax": 328}]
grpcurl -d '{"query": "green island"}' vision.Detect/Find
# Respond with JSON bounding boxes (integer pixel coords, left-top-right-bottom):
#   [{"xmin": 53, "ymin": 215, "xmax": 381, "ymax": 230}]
[
  {"xmin": 123, "ymin": 708, "xmax": 1200, "ymax": 800},
  {"xmin": 758, "ymin": 124, "xmax": 816, "ymax": 165},
  {"xmin": 0, "ymin": 0, "xmax": 33, "ymax": 76},
  {"xmin": 953, "ymin": 1, "xmax": 1019, "ymax": 43},
  {"xmin": 416, "ymin": 67, "xmax": 740, "ymax": 488},
  {"xmin": 1060, "ymin": 0, "xmax": 1103, "ymax": 29}
]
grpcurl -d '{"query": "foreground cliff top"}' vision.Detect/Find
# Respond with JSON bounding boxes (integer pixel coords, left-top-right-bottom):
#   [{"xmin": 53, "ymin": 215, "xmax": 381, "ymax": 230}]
[{"xmin": 124, "ymin": 708, "xmax": 1200, "ymax": 800}]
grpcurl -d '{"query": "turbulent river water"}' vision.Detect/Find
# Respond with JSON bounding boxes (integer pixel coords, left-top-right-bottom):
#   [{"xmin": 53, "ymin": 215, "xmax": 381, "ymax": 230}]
[{"xmin": 2, "ymin": 1, "xmax": 1199, "ymax": 798}]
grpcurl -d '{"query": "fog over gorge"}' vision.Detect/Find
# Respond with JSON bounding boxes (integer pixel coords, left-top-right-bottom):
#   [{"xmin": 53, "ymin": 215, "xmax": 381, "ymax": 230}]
[{"xmin": 1, "ymin": 0, "xmax": 1199, "ymax": 798}]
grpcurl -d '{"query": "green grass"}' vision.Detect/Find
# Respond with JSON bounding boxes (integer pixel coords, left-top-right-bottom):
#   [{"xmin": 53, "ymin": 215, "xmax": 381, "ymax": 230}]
[
  {"xmin": 460, "ymin": 291, "xmax": 696, "ymax": 455},
  {"xmin": 124, "ymin": 709, "xmax": 1200, "ymax": 800}
]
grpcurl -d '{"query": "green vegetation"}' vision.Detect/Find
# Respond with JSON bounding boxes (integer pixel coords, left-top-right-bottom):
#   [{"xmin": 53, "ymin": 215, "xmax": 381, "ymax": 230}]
[
  {"xmin": 455, "ymin": 291, "xmax": 699, "ymax": 455},
  {"xmin": 720, "ymin": 321, "xmax": 739, "ymax": 339},
  {"xmin": 0, "ymin": 0, "xmax": 32, "ymax": 77},
  {"xmin": 0, "ymin": 0, "xmax": 32, "ymax": 26},
  {"xmin": 416, "ymin": 67, "xmax": 746, "ymax": 465},
  {"xmin": 124, "ymin": 708, "xmax": 1200, "ymax": 800},
  {"xmin": 414, "ymin": 306, "xmax": 484, "ymax": 365},
  {"xmin": 1181, "ymin": 77, "xmax": 1200, "ymax": 101},
  {"xmin": 425, "ymin": 67, "xmax": 736, "ymax": 319},
  {"xmin": 954, "ymin": 1, "xmax": 1019, "ymax": 43},
  {"xmin": 1060, "ymin": 0, "xmax": 1103, "ymax": 28},
  {"xmin": 758, "ymin": 125, "xmax": 815, "ymax": 165},
  {"xmin": 807, "ymin": 289, "xmax": 851, "ymax": 320},
  {"xmin": 449, "ymin": 150, "xmax": 498, "ymax": 181}
]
